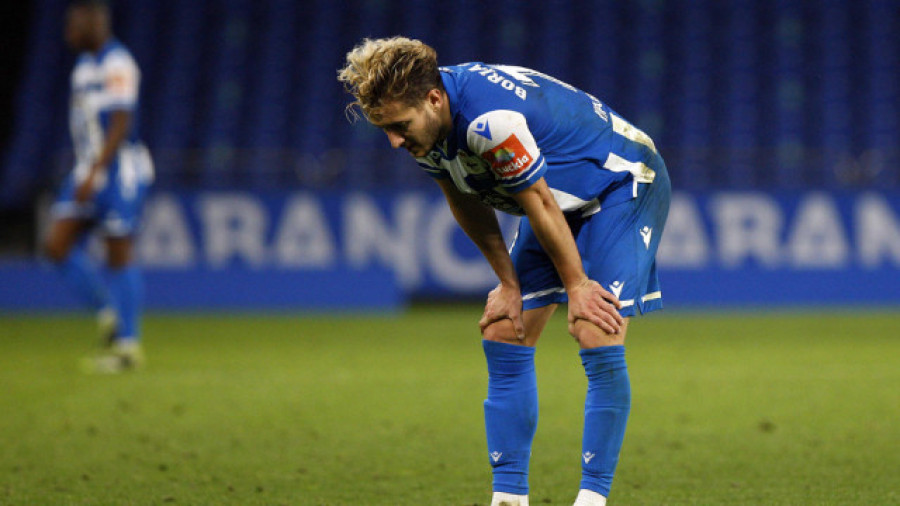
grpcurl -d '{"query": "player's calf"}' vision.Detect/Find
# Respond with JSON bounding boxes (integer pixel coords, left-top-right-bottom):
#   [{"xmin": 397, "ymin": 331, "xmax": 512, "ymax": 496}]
[
  {"xmin": 577, "ymin": 339, "xmax": 631, "ymax": 502},
  {"xmin": 482, "ymin": 340, "xmax": 538, "ymax": 498},
  {"xmin": 44, "ymin": 218, "xmax": 87, "ymax": 263}
]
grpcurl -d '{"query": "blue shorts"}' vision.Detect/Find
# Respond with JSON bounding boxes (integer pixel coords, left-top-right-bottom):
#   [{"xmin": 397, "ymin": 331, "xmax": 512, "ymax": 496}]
[
  {"xmin": 51, "ymin": 147, "xmax": 154, "ymax": 237},
  {"xmin": 510, "ymin": 165, "xmax": 671, "ymax": 317}
]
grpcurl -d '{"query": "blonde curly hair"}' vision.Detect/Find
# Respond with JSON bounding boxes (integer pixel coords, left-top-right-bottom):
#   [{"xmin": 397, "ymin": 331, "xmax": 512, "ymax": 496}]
[{"xmin": 337, "ymin": 36, "xmax": 442, "ymax": 122}]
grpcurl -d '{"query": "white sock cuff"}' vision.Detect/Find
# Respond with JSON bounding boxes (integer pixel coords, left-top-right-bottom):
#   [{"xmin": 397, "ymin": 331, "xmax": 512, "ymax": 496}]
[
  {"xmin": 574, "ymin": 488, "xmax": 606, "ymax": 506},
  {"xmin": 492, "ymin": 491, "xmax": 529, "ymax": 506}
]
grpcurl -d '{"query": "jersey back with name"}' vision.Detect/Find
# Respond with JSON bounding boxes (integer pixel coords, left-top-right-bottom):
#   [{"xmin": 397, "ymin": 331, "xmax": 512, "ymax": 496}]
[
  {"xmin": 70, "ymin": 39, "xmax": 141, "ymax": 171},
  {"xmin": 416, "ymin": 63, "xmax": 659, "ymax": 216}
]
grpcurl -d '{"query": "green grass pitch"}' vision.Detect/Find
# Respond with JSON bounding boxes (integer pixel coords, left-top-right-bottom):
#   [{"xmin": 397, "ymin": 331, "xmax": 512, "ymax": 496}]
[{"xmin": 1, "ymin": 307, "xmax": 897, "ymax": 505}]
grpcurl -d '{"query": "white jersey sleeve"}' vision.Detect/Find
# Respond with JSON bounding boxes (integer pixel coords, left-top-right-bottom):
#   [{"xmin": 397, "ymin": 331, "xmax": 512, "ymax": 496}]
[
  {"xmin": 465, "ymin": 110, "xmax": 545, "ymax": 193},
  {"xmin": 101, "ymin": 49, "xmax": 140, "ymax": 110}
]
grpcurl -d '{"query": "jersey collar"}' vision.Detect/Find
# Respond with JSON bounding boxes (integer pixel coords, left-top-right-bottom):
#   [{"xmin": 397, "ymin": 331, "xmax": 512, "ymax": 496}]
[
  {"xmin": 90, "ymin": 37, "xmax": 119, "ymax": 62},
  {"xmin": 438, "ymin": 69, "xmax": 461, "ymax": 156}
]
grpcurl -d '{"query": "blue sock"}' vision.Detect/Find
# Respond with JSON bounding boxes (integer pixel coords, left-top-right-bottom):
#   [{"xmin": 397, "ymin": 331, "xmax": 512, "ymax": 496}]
[
  {"xmin": 579, "ymin": 345, "xmax": 631, "ymax": 497},
  {"xmin": 108, "ymin": 265, "xmax": 143, "ymax": 342},
  {"xmin": 57, "ymin": 248, "xmax": 110, "ymax": 311},
  {"xmin": 483, "ymin": 340, "xmax": 538, "ymax": 495}
]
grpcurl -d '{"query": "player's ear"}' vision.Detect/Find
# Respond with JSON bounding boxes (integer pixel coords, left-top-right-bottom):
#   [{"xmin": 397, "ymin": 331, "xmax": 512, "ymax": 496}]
[{"xmin": 426, "ymin": 88, "xmax": 442, "ymax": 110}]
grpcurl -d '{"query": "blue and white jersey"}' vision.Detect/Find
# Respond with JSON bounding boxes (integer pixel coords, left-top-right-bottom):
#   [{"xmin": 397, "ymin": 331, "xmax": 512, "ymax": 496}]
[
  {"xmin": 416, "ymin": 63, "xmax": 660, "ymax": 216},
  {"xmin": 69, "ymin": 39, "xmax": 152, "ymax": 188}
]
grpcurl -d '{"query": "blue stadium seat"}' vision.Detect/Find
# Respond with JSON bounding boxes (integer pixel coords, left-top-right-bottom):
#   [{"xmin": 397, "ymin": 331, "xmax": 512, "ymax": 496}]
[{"xmin": 2, "ymin": 0, "xmax": 897, "ymax": 211}]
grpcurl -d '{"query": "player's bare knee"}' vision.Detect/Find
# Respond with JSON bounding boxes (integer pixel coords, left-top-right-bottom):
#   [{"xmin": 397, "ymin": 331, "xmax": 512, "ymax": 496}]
[
  {"xmin": 43, "ymin": 238, "xmax": 67, "ymax": 264},
  {"xmin": 106, "ymin": 237, "xmax": 132, "ymax": 269},
  {"xmin": 107, "ymin": 254, "xmax": 129, "ymax": 270},
  {"xmin": 570, "ymin": 318, "xmax": 628, "ymax": 349},
  {"xmin": 481, "ymin": 319, "xmax": 523, "ymax": 345}
]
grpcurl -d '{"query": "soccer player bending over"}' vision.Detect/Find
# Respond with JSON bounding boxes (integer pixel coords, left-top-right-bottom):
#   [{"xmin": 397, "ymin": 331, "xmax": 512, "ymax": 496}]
[
  {"xmin": 44, "ymin": 0, "xmax": 154, "ymax": 373},
  {"xmin": 339, "ymin": 37, "xmax": 670, "ymax": 506}
]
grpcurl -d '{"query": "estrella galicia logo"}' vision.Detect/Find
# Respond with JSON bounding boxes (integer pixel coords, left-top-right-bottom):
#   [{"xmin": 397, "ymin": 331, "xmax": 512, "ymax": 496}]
[
  {"xmin": 483, "ymin": 134, "xmax": 533, "ymax": 177},
  {"xmin": 492, "ymin": 147, "xmax": 516, "ymax": 164}
]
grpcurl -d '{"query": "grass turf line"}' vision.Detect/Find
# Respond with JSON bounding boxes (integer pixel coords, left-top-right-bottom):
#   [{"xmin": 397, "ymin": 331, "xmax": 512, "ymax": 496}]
[{"xmin": 0, "ymin": 308, "xmax": 897, "ymax": 505}]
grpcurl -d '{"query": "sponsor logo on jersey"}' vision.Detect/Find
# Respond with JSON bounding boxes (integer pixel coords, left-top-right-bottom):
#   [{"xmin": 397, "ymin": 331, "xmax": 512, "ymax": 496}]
[
  {"xmin": 484, "ymin": 134, "xmax": 532, "ymax": 177},
  {"xmin": 493, "ymin": 147, "xmax": 516, "ymax": 164},
  {"xmin": 106, "ymin": 71, "xmax": 133, "ymax": 93}
]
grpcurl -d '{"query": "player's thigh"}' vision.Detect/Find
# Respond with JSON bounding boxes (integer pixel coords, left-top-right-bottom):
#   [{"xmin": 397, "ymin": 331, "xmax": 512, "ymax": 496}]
[
  {"xmin": 482, "ymin": 304, "xmax": 558, "ymax": 347},
  {"xmin": 96, "ymin": 159, "xmax": 151, "ymax": 240},
  {"xmin": 570, "ymin": 317, "xmax": 630, "ymax": 349},
  {"xmin": 509, "ymin": 216, "xmax": 571, "ymax": 310},
  {"xmin": 46, "ymin": 173, "xmax": 93, "ymax": 261},
  {"xmin": 100, "ymin": 194, "xmax": 142, "ymax": 268},
  {"xmin": 44, "ymin": 218, "xmax": 90, "ymax": 262},
  {"xmin": 577, "ymin": 183, "xmax": 669, "ymax": 318}
]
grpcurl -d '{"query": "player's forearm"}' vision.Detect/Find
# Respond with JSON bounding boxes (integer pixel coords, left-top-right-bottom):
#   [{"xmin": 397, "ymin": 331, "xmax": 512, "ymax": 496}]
[
  {"xmin": 475, "ymin": 235, "xmax": 519, "ymax": 288},
  {"xmin": 438, "ymin": 181, "xmax": 518, "ymax": 287},
  {"xmin": 517, "ymin": 183, "xmax": 587, "ymax": 291},
  {"xmin": 529, "ymin": 209, "xmax": 586, "ymax": 289},
  {"xmin": 449, "ymin": 199, "xmax": 519, "ymax": 287},
  {"xmin": 93, "ymin": 110, "xmax": 132, "ymax": 169}
]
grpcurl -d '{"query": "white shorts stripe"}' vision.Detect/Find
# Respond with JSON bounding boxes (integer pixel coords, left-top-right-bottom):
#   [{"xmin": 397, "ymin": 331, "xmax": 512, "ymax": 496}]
[
  {"xmin": 642, "ymin": 291, "xmax": 662, "ymax": 302},
  {"xmin": 522, "ymin": 290, "xmax": 660, "ymax": 305},
  {"xmin": 522, "ymin": 286, "xmax": 565, "ymax": 301}
]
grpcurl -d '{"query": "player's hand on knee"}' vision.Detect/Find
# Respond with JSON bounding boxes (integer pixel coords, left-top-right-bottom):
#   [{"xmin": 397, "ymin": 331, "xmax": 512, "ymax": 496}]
[
  {"xmin": 478, "ymin": 283, "xmax": 526, "ymax": 341},
  {"xmin": 567, "ymin": 278, "xmax": 623, "ymax": 335}
]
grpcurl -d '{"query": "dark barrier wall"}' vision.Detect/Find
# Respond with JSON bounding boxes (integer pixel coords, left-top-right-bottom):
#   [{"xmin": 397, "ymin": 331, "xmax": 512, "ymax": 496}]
[{"xmin": 2, "ymin": 189, "xmax": 898, "ymax": 310}]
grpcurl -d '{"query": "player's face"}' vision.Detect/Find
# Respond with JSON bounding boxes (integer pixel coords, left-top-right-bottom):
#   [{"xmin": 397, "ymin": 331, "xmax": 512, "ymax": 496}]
[
  {"xmin": 372, "ymin": 91, "xmax": 448, "ymax": 158},
  {"xmin": 64, "ymin": 8, "xmax": 94, "ymax": 51}
]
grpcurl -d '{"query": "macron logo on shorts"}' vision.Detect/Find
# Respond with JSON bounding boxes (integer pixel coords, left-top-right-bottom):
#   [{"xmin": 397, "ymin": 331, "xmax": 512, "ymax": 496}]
[
  {"xmin": 484, "ymin": 134, "xmax": 532, "ymax": 178},
  {"xmin": 610, "ymin": 281, "xmax": 624, "ymax": 299},
  {"xmin": 640, "ymin": 226, "xmax": 652, "ymax": 248}
]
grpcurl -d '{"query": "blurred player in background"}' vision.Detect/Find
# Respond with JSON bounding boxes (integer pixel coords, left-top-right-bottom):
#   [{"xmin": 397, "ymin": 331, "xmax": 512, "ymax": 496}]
[
  {"xmin": 340, "ymin": 37, "xmax": 670, "ymax": 506},
  {"xmin": 44, "ymin": 0, "xmax": 154, "ymax": 373}
]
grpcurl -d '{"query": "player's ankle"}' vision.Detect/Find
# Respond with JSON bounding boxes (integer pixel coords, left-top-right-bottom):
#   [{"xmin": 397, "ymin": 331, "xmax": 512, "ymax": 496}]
[{"xmin": 573, "ymin": 488, "xmax": 606, "ymax": 506}]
